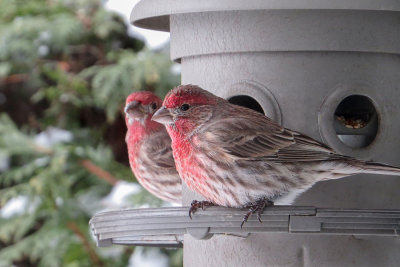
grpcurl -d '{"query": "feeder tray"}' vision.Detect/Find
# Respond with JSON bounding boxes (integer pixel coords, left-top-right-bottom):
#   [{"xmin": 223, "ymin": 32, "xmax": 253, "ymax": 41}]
[{"xmin": 89, "ymin": 206, "xmax": 400, "ymax": 248}]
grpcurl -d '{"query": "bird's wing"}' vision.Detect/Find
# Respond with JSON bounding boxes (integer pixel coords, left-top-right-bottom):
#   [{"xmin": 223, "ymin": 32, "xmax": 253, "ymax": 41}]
[
  {"xmin": 197, "ymin": 107, "xmax": 342, "ymax": 162},
  {"xmin": 270, "ymin": 131, "xmax": 346, "ymax": 162},
  {"xmin": 141, "ymin": 130, "xmax": 177, "ymax": 172},
  {"xmin": 136, "ymin": 130, "xmax": 181, "ymax": 203}
]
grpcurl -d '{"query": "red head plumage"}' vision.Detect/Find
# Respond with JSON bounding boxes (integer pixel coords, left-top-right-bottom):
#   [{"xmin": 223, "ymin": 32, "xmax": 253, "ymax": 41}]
[
  {"xmin": 163, "ymin": 84, "xmax": 217, "ymax": 109},
  {"xmin": 125, "ymin": 91, "xmax": 164, "ymax": 141},
  {"xmin": 126, "ymin": 91, "xmax": 162, "ymax": 107}
]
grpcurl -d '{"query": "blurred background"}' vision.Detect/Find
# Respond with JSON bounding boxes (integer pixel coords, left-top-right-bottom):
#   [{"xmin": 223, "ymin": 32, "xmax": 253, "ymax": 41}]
[{"xmin": 0, "ymin": 0, "xmax": 182, "ymax": 266}]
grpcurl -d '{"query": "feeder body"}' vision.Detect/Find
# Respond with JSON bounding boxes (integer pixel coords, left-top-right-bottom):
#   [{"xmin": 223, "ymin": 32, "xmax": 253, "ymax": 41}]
[{"xmin": 131, "ymin": 2, "xmax": 400, "ymax": 266}]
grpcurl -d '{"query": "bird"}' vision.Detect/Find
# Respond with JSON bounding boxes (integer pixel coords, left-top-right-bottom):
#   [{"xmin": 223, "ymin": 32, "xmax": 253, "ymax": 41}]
[
  {"xmin": 124, "ymin": 91, "xmax": 181, "ymax": 203},
  {"xmin": 152, "ymin": 84, "xmax": 400, "ymax": 226}
]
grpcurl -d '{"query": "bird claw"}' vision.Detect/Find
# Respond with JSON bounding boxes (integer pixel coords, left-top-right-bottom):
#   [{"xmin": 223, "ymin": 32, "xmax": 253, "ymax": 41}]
[
  {"xmin": 189, "ymin": 200, "xmax": 215, "ymax": 219},
  {"xmin": 241, "ymin": 198, "xmax": 274, "ymax": 228}
]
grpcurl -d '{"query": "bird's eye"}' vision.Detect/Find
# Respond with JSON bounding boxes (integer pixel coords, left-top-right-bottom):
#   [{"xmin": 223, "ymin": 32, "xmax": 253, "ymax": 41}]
[
  {"xmin": 180, "ymin": 104, "xmax": 190, "ymax": 111},
  {"xmin": 151, "ymin": 103, "xmax": 157, "ymax": 110}
]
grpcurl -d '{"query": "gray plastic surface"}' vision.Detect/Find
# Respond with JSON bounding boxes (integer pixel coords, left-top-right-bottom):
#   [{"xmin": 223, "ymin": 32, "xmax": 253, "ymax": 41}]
[
  {"xmin": 89, "ymin": 206, "xmax": 400, "ymax": 247},
  {"xmin": 130, "ymin": 0, "xmax": 400, "ymax": 32}
]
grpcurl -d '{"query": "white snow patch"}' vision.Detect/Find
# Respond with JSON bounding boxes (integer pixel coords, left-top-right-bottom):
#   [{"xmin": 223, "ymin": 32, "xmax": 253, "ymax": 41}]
[
  {"xmin": 129, "ymin": 247, "xmax": 169, "ymax": 267},
  {"xmin": 0, "ymin": 196, "xmax": 40, "ymax": 218},
  {"xmin": 55, "ymin": 197, "xmax": 64, "ymax": 207},
  {"xmin": 38, "ymin": 45, "xmax": 49, "ymax": 56},
  {"xmin": 171, "ymin": 64, "xmax": 181, "ymax": 75},
  {"xmin": 34, "ymin": 157, "xmax": 49, "ymax": 167},
  {"xmin": 101, "ymin": 181, "xmax": 141, "ymax": 209},
  {"xmin": 34, "ymin": 127, "xmax": 73, "ymax": 148},
  {"xmin": 0, "ymin": 152, "xmax": 10, "ymax": 172}
]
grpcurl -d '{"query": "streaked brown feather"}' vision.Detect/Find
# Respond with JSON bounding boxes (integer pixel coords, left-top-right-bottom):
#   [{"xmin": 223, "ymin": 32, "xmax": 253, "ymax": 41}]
[
  {"xmin": 197, "ymin": 104, "xmax": 345, "ymax": 163},
  {"xmin": 141, "ymin": 131, "xmax": 176, "ymax": 171}
]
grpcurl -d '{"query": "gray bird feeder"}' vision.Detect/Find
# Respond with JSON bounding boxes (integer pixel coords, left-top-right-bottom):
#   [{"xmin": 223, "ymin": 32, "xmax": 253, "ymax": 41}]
[{"xmin": 91, "ymin": 1, "xmax": 400, "ymax": 266}]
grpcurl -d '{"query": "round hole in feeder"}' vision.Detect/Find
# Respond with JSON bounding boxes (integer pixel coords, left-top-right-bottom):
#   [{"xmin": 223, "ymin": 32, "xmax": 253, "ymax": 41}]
[
  {"xmin": 333, "ymin": 95, "xmax": 378, "ymax": 148},
  {"xmin": 228, "ymin": 95, "xmax": 265, "ymax": 114}
]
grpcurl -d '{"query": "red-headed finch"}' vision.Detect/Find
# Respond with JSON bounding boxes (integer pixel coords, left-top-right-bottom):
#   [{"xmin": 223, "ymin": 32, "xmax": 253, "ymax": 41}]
[
  {"xmin": 125, "ymin": 91, "xmax": 181, "ymax": 203},
  {"xmin": 152, "ymin": 85, "xmax": 400, "ymax": 225}
]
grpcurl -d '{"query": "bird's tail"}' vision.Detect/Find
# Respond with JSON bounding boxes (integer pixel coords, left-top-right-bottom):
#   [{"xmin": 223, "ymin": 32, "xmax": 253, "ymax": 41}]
[{"xmin": 355, "ymin": 161, "xmax": 400, "ymax": 176}]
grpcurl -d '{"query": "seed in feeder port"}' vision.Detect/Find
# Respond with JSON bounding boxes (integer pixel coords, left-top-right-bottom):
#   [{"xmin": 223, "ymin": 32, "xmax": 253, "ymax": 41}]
[{"xmin": 335, "ymin": 115, "xmax": 368, "ymax": 129}]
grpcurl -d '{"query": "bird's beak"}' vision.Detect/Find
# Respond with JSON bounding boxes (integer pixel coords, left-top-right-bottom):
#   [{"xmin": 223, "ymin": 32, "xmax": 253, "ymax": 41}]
[
  {"xmin": 124, "ymin": 100, "xmax": 140, "ymax": 114},
  {"xmin": 152, "ymin": 107, "xmax": 174, "ymax": 124}
]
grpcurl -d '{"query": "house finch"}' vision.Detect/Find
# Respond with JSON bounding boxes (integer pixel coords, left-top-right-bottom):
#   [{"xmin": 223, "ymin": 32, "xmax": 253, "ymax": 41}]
[
  {"xmin": 125, "ymin": 91, "xmax": 181, "ymax": 203},
  {"xmin": 152, "ymin": 84, "xmax": 400, "ymax": 225}
]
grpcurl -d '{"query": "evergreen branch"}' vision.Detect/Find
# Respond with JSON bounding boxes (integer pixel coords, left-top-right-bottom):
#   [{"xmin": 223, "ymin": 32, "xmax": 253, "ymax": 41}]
[
  {"xmin": 66, "ymin": 221, "xmax": 103, "ymax": 267},
  {"xmin": 0, "ymin": 0, "xmax": 182, "ymax": 264},
  {"xmin": 80, "ymin": 159, "xmax": 118, "ymax": 185}
]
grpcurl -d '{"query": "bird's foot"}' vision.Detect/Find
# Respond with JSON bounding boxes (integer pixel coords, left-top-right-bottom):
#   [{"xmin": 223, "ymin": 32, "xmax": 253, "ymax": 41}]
[
  {"xmin": 241, "ymin": 198, "xmax": 274, "ymax": 228},
  {"xmin": 189, "ymin": 200, "xmax": 215, "ymax": 219}
]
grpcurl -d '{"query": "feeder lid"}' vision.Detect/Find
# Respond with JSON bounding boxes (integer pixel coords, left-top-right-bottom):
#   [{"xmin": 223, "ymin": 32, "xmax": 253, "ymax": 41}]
[
  {"xmin": 89, "ymin": 206, "xmax": 400, "ymax": 248},
  {"xmin": 131, "ymin": 0, "xmax": 400, "ymax": 32}
]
